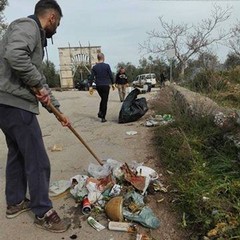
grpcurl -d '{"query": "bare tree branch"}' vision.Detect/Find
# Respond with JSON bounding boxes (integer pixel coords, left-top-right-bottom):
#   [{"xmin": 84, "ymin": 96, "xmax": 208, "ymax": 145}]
[{"xmin": 140, "ymin": 4, "xmax": 232, "ymax": 76}]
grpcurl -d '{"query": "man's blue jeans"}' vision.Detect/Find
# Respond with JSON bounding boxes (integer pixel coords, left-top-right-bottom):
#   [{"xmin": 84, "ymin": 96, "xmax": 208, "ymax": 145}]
[{"xmin": 0, "ymin": 105, "xmax": 52, "ymax": 217}]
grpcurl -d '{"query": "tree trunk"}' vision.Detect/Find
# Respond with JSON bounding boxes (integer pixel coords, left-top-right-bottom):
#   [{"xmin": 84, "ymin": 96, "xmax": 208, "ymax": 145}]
[{"xmin": 179, "ymin": 62, "xmax": 186, "ymax": 80}]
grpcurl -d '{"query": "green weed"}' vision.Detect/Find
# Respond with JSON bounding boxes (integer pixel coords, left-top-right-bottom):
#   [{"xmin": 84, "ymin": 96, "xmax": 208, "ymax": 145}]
[{"xmin": 152, "ymin": 88, "xmax": 240, "ymax": 239}]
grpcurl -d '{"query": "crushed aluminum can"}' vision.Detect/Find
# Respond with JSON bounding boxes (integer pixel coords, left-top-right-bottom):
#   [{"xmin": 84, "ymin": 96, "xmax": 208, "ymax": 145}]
[
  {"xmin": 82, "ymin": 196, "xmax": 91, "ymax": 215},
  {"xmin": 109, "ymin": 184, "xmax": 122, "ymax": 197}
]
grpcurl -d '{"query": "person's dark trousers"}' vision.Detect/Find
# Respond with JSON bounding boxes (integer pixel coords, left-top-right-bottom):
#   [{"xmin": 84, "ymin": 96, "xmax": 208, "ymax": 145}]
[
  {"xmin": 0, "ymin": 105, "xmax": 52, "ymax": 217},
  {"xmin": 96, "ymin": 85, "xmax": 110, "ymax": 119}
]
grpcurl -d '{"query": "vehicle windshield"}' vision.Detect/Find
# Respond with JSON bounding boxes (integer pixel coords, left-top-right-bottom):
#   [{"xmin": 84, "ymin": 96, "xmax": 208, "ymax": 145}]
[{"xmin": 146, "ymin": 74, "xmax": 155, "ymax": 79}]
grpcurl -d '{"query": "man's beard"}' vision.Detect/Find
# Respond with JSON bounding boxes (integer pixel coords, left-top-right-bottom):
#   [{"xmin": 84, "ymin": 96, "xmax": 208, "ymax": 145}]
[{"xmin": 46, "ymin": 30, "xmax": 56, "ymax": 39}]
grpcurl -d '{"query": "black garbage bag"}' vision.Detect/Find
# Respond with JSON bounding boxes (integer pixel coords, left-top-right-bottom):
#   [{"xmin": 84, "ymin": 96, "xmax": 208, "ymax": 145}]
[{"xmin": 118, "ymin": 88, "xmax": 148, "ymax": 123}]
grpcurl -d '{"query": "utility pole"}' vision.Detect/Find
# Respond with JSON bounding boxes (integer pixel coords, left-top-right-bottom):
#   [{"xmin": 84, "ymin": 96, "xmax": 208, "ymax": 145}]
[
  {"xmin": 170, "ymin": 58, "xmax": 173, "ymax": 82},
  {"xmin": 166, "ymin": 49, "xmax": 175, "ymax": 83}
]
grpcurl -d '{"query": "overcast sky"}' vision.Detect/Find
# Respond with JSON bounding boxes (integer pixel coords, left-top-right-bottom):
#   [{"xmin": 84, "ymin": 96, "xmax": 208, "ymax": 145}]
[{"xmin": 4, "ymin": 0, "xmax": 240, "ymax": 71}]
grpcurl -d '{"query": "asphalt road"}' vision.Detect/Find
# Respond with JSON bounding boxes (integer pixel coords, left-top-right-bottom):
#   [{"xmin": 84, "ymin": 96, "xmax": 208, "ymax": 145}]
[{"xmin": 0, "ymin": 88, "xmax": 187, "ymax": 240}]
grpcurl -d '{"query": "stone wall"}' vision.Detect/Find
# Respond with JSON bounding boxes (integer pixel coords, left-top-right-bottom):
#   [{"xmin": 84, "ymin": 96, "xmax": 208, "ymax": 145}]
[
  {"xmin": 168, "ymin": 84, "xmax": 240, "ymax": 148},
  {"xmin": 171, "ymin": 84, "xmax": 231, "ymax": 117}
]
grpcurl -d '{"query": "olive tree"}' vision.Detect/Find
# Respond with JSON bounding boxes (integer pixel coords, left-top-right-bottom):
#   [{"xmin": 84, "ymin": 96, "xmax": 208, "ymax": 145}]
[
  {"xmin": 224, "ymin": 53, "xmax": 240, "ymax": 69},
  {"xmin": 140, "ymin": 4, "xmax": 231, "ymax": 78},
  {"xmin": 42, "ymin": 61, "xmax": 60, "ymax": 88}
]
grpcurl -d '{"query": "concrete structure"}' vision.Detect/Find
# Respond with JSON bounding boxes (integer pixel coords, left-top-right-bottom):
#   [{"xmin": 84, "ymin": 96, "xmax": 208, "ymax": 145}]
[{"xmin": 58, "ymin": 45, "xmax": 101, "ymax": 88}]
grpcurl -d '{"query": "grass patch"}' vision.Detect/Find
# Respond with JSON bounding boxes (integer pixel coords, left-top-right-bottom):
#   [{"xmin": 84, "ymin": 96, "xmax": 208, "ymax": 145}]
[{"xmin": 152, "ymin": 88, "xmax": 240, "ymax": 239}]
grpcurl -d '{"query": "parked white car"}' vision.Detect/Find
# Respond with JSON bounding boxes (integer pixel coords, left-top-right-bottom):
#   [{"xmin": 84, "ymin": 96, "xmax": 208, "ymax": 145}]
[{"xmin": 132, "ymin": 73, "xmax": 156, "ymax": 87}]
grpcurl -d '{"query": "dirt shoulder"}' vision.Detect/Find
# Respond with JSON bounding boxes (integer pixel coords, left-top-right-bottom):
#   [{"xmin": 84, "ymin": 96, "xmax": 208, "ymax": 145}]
[{"xmin": 0, "ymin": 88, "xmax": 188, "ymax": 240}]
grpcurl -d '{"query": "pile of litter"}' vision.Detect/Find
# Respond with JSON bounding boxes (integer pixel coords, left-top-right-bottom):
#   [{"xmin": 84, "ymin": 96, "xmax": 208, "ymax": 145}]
[
  {"xmin": 144, "ymin": 114, "xmax": 174, "ymax": 127},
  {"xmin": 49, "ymin": 159, "xmax": 166, "ymax": 238}
]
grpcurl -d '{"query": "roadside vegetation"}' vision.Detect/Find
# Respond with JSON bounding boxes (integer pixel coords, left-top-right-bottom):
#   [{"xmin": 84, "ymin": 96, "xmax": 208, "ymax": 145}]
[
  {"xmin": 185, "ymin": 66, "xmax": 240, "ymax": 110},
  {"xmin": 151, "ymin": 85, "xmax": 240, "ymax": 239},
  {"xmin": 149, "ymin": 50, "xmax": 240, "ymax": 239}
]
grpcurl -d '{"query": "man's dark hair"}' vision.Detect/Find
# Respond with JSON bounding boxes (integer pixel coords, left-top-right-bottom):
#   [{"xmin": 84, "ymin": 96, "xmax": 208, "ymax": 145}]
[{"xmin": 34, "ymin": 0, "xmax": 63, "ymax": 17}]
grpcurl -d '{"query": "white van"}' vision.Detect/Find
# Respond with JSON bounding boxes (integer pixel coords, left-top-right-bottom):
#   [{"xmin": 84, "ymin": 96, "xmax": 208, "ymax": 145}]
[{"xmin": 132, "ymin": 73, "xmax": 156, "ymax": 87}]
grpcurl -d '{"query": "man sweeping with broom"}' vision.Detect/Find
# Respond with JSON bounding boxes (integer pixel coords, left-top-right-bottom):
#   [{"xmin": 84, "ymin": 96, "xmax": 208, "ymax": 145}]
[{"xmin": 0, "ymin": 0, "xmax": 70, "ymax": 233}]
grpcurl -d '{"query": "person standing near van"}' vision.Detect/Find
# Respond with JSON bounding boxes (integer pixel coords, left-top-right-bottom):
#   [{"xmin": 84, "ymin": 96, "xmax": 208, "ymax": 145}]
[
  {"xmin": 160, "ymin": 72, "xmax": 166, "ymax": 88},
  {"xmin": 115, "ymin": 67, "xmax": 128, "ymax": 102},
  {"xmin": 89, "ymin": 53, "xmax": 115, "ymax": 122}
]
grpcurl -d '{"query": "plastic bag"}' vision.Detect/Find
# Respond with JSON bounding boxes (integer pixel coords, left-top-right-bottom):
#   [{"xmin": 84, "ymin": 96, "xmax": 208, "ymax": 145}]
[
  {"xmin": 70, "ymin": 175, "xmax": 89, "ymax": 199},
  {"xmin": 106, "ymin": 159, "xmax": 124, "ymax": 179},
  {"xmin": 49, "ymin": 180, "xmax": 71, "ymax": 197},
  {"xmin": 123, "ymin": 206, "xmax": 160, "ymax": 229},
  {"xmin": 125, "ymin": 191, "xmax": 145, "ymax": 206},
  {"xmin": 88, "ymin": 162, "xmax": 112, "ymax": 179},
  {"xmin": 123, "ymin": 191, "xmax": 160, "ymax": 229},
  {"xmin": 86, "ymin": 179, "xmax": 103, "ymax": 203},
  {"xmin": 118, "ymin": 88, "xmax": 148, "ymax": 123},
  {"xmin": 88, "ymin": 159, "xmax": 124, "ymax": 179}
]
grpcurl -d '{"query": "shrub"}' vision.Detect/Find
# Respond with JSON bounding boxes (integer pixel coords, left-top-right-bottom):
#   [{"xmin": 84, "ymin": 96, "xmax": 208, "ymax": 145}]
[
  {"xmin": 227, "ymin": 66, "xmax": 240, "ymax": 84},
  {"xmin": 187, "ymin": 70, "xmax": 228, "ymax": 93}
]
